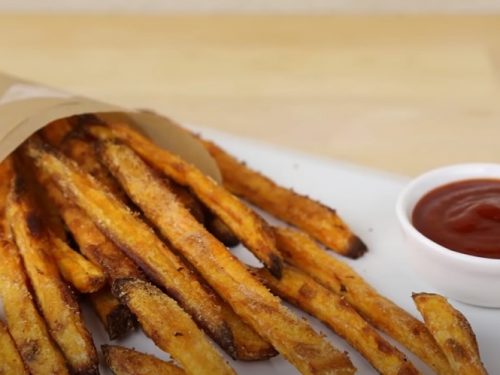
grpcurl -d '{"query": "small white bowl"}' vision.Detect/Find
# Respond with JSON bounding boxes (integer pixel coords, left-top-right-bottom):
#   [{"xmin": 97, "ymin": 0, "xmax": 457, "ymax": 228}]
[{"xmin": 396, "ymin": 163, "xmax": 500, "ymax": 308}]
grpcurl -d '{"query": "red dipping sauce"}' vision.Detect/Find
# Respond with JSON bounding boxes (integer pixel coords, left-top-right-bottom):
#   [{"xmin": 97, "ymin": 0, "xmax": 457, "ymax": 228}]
[{"xmin": 412, "ymin": 179, "xmax": 500, "ymax": 259}]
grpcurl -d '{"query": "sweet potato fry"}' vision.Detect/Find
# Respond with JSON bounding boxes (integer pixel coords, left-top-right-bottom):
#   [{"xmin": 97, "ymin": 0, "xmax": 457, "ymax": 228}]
[
  {"xmin": 99, "ymin": 140, "xmax": 355, "ymax": 375},
  {"xmin": 0, "ymin": 235, "xmax": 69, "ymax": 375},
  {"xmin": 113, "ymin": 278, "xmax": 235, "ymax": 375},
  {"xmin": 49, "ymin": 235, "xmax": 106, "ymax": 293},
  {"xmin": 61, "ymin": 134, "xmax": 128, "ymax": 201},
  {"xmin": 219, "ymin": 300, "xmax": 277, "ymax": 361},
  {"xmin": 6, "ymin": 172, "xmax": 98, "ymax": 375},
  {"xmin": 40, "ymin": 177, "xmax": 144, "ymax": 281},
  {"xmin": 200, "ymin": 137, "xmax": 367, "ymax": 258},
  {"xmin": 88, "ymin": 288, "xmax": 136, "ymax": 340},
  {"xmin": 30, "ymin": 150, "xmax": 140, "ymax": 338},
  {"xmin": 207, "ymin": 215, "xmax": 240, "ymax": 248},
  {"xmin": 162, "ymin": 177, "xmax": 206, "ymax": 224},
  {"xmin": 87, "ymin": 123, "xmax": 283, "ymax": 277},
  {"xmin": 413, "ymin": 293, "xmax": 487, "ymax": 375},
  {"xmin": 14, "ymin": 150, "xmax": 107, "ymax": 294},
  {"xmin": 102, "ymin": 345, "xmax": 185, "ymax": 375},
  {"xmin": 0, "ymin": 320, "xmax": 29, "ymax": 375},
  {"xmin": 253, "ymin": 265, "xmax": 420, "ymax": 375},
  {"xmin": 158, "ymin": 175, "xmax": 240, "ymax": 246},
  {"xmin": 273, "ymin": 226, "xmax": 452, "ymax": 375},
  {"xmin": 0, "ymin": 158, "xmax": 69, "ymax": 375},
  {"xmin": 25, "ymin": 138, "xmax": 273, "ymax": 361}
]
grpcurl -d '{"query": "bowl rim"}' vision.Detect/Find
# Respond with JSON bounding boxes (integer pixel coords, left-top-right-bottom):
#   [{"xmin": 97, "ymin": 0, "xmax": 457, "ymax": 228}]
[{"xmin": 396, "ymin": 162, "xmax": 500, "ymax": 266}]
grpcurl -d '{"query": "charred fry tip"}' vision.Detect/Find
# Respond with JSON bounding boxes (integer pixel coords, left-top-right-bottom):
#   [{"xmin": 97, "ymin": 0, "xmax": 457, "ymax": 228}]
[
  {"xmin": 106, "ymin": 304, "xmax": 137, "ymax": 341},
  {"xmin": 268, "ymin": 254, "xmax": 283, "ymax": 279},
  {"xmin": 110, "ymin": 277, "xmax": 134, "ymax": 301},
  {"xmin": 345, "ymin": 235, "xmax": 368, "ymax": 259},
  {"xmin": 101, "ymin": 344, "xmax": 111, "ymax": 359},
  {"xmin": 208, "ymin": 322, "xmax": 237, "ymax": 360}
]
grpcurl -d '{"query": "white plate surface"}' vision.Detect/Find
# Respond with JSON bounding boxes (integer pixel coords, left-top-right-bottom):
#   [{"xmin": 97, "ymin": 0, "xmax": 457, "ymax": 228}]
[{"xmin": 2, "ymin": 127, "xmax": 498, "ymax": 374}]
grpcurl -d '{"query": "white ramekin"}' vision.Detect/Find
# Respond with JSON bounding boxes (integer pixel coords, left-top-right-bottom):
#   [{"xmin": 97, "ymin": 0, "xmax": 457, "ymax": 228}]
[{"xmin": 396, "ymin": 163, "xmax": 500, "ymax": 308}]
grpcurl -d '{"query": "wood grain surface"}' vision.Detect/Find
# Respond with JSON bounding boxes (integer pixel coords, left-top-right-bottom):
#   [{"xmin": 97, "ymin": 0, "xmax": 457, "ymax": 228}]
[{"xmin": 0, "ymin": 14, "xmax": 499, "ymax": 175}]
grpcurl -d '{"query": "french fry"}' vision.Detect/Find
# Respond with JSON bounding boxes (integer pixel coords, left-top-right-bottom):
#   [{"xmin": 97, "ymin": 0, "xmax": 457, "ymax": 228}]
[
  {"xmin": 273, "ymin": 226, "xmax": 452, "ymax": 375},
  {"xmin": 253, "ymin": 265, "xmax": 420, "ymax": 375},
  {"xmin": 49, "ymin": 235, "xmax": 106, "ymax": 293},
  {"xmin": 413, "ymin": 293, "xmax": 487, "ymax": 375},
  {"xmin": 27, "ymin": 149, "xmax": 140, "ymax": 339},
  {"xmin": 61, "ymin": 134, "xmax": 129, "ymax": 201},
  {"xmin": 14, "ymin": 150, "xmax": 107, "ymax": 294},
  {"xmin": 113, "ymin": 278, "xmax": 236, "ymax": 375},
  {"xmin": 0, "ymin": 320, "xmax": 29, "ymax": 375},
  {"xmin": 88, "ymin": 288, "xmax": 136, "ymax": 340},
  {"xmin": 0, "ymin": 158, "xmax": 69, "ymax": 375},
  {"xmin": 161, "ymin": 176, "xmax": 239, "ymax": 247},
  {"xmin": 207, "ymin": 215, "xmax": 240, "ymax": 248},
  {"xmin": 98, "ymin": 140, "xmax": 356, "ymax": 375},
  {"xmin": 102, "ymin": 345, "xmax": 185, "ymax": 375},
  {"xmin": 87, "ymin": 123, "xmax": 283, "ymax": 277},
  {"xmin": 200, "ymin": 137, "xmax": 367, "ymax": 258},
  {"xmin": 63, "ymin": 138, "xmax": 275, "ymax": 358},
  {"xmin": 25, "ymin": 138, "xmax": 273, "ymax": 361},
  {"xmin": 219, "ymin": 300, "xmax": 277, "ymax": 361},
  {"xmin": 40, "ymin": 177, "xmax": 144, "ymax": 281},
  {"xmin": 6, "ymin": 171, "xmax": 99, "ymax": 375},
  {"xmin": 162, "ymin": 177, "xmax": 206, "ymax": 224},
  {"xmin": 63, "ymin": 130, "xmax": 237, "ymax": 249}
]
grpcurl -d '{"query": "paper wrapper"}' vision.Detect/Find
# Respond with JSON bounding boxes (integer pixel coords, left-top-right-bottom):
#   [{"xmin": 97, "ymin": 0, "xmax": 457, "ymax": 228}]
[{"xmin": 0, "ymin": 72, "xmax": 221, "ymax": 182}]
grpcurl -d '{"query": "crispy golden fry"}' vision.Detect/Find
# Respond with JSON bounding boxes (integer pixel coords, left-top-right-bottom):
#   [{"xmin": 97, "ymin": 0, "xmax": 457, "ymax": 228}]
[
  {"xmin": 88, "ymin": 288, "xmax": 136, "ymax": 340},
  {"xmin": 50, "ymin": 235, "xmax": 106, "ymax": 293},
  {"xmin": 87, "ymin": 123, "xmax": 283, "ymax": 277},
  {"xmin": 41, "ymin": 178, "xmax": 144, "ymax": 281},
  {"xmin": 413, "ymin": 293, "xmax": 487, "ymax": 375},
  {"xmin": 102, "ymin": 345, "xmax": 185, "ymax": 375},
  {"xmin": 14, "ymin": 150, "xmax": 106, "ymax": 293},
  {"xmin": 161, "ymin": 175, "xmax": 239, "ymax": 246},
  {"xmin": 163, "ymin": 177, "xmax": 206, "ymax": 224},
  {"xmin": 61, "ymin": 134, "xmax": 128, "ymax": 201},
  {"xmin": 253, "ymin": 265, "xmax": 420, "ymax": 375},
  {"xmin": 99, "ymin": 140, "xmax": 355, "ymax": 375},
  {"xmin": 274, "ymin": 226, "xmax": 452, "ymax": 375},
  {"xmin": 36, "ymin": 165, "xmax": 138, "ymax": 338},
  {"xmin": 113, "ymin": 278, "xmax": 236, "ymax": 375},
  {"xmin": 0, "ymin": 235, "xmax": 69, "ymax": 375},
  {"xmin": 207, "ymin": 215, "xmax": 240, "ymax": 248},
  {"xmin": 25, "ymin": 138, "xmax": 275, "ymax": 361},
  {"xmin": 219, "ymin": 301, "xmax": 277, "ymax": 361},
  {"xmin": 200, "ymin": 137, "xmax": 367, "ymax": 258},
  {"xmin": 6, "ymin": 173, "xmax": 98, "ymax": 375},
  {"xmin": 0, "ymin": 320, "xmax": 29, "ymax": 375},
  {"xmin": 0, "ymin": 158, "xmax": 69, "ymax": 375},
  {"xmin": 59, "ymin": 138, "xmax": 274, "ymax": 358}
]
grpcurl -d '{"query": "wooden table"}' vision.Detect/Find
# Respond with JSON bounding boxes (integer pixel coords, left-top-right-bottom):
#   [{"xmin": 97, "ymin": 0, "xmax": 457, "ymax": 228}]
[{"xmin": 1, "ymin": 14, "xmax": 499, "ymax": 175}]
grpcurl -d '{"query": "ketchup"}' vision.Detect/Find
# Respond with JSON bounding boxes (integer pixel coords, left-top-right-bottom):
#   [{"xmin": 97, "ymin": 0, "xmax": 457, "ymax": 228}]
[{"xmin": 412, "ymin": 179, "xmax": 500, "ymax": 259}]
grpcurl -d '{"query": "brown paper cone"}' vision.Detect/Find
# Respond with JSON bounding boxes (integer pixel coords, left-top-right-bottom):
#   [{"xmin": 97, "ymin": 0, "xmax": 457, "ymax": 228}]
[{"xmin": 0, "ymin": 72, "xmax": 221, "ymax": 182}]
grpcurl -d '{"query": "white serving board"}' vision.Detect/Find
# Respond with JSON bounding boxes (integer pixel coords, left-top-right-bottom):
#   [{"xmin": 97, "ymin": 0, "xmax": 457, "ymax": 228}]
[{"xmin": 2, "ymin": 127, "xmax": 498, "ymax": 374}]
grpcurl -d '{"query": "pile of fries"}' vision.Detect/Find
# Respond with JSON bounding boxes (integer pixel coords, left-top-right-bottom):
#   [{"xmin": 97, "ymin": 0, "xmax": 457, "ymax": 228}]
[{"xmin": 0, "ymin": 114, "xmax": 488, "ymax": 375}]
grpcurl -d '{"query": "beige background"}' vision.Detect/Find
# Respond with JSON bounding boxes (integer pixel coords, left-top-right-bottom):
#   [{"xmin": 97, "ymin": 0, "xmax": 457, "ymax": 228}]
[
  {"xmin": 0, "ymin": 14, "xmax": 499, "ymax": 176},
  {"xmin": 1, "ymin": 0, "xmax": 500, "ymax": 13}
]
